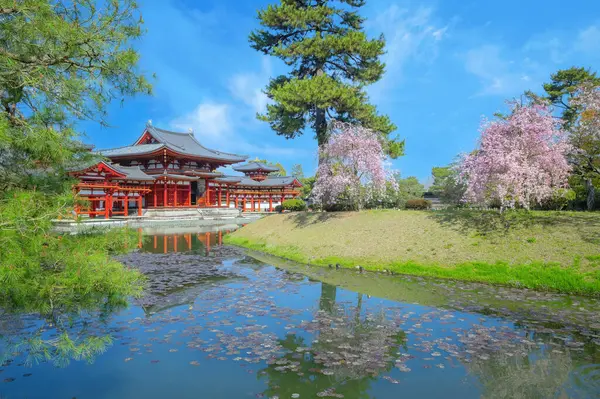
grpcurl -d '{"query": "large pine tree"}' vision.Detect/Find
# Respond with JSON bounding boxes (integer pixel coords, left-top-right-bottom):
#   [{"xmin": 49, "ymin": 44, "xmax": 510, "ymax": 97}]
[{"xmin": 249, "ymin": 0, "xmax": 403, "ymax": 158}]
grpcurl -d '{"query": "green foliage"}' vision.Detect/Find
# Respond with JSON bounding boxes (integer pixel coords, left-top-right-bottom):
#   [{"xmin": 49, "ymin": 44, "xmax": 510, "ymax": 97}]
[
  {"xmin": 542, "ymin": 67, "xmax": 600, "ymax": 128},
  {"xmin": 405, "ymin": 198, "xmax": 432, "ymax": 210},
  {"xmin": 537, "ymin": 188, "xmax": 577, "ymax": 211},
  {"xmin": 0, "ymin": 0, "xmax": 152, "ymax": 190},
  {"xmin": 0, "ymin": 190, "xmax": 144, "ymax": 312},
  {"xmin": 0, "ymin": 1, "xmax": 150, "ymax": 311},
  {"xmin": 371, "ymin": 175, "xmax": 424, "ymax": 209},
  {"xmin": 299, "ymin": 176, "xmax": 315, "ymax": 198},
  {"xmin": 253, "ymin": 158, "xmax": 287, "ymax": 176},
  {"xmin": 282, "ymin": 198, "xmax": 307, "ymax": 211},
  {"xmin": 291, "ymin": 164, "xmax": 305, "ymax": 179},
  {"xmin": 250, "ymin": 0, "xmax": 403, "ymax": 157},
  {"xmin": 430, "ymin": 165, "xmax": 466, "ymax": 205}
]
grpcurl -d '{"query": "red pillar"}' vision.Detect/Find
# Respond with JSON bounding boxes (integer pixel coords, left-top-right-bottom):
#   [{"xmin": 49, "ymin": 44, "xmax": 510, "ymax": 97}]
[
  {"xmin": 138, "ymin": 195, "xmax": 143, "ymax": 216},
  {"xmin": 218, "ymin": 230, "xmax": 222, "ymax": 246},
  {"xmin": 188, "ymin": 185, "xmax": 192, "ymax": 206},
  {"xmin": 269, "ymin": 195, "xmax": 273, "ymax": 212},
  {"xmin": 218, "ymin": 185, "xmax": 222, "ymax": 207},
  {"xmin": 226, "ymin": 188, "xmax": 230, "ymax": 208},
  {"xmin": 163, "ymin": 180, "xmax": 167, "ymax": 207},
  {"xmin": 243, "ymin": 197, "xmax": 246, "ymax": 211},
  {"xmin": 153, "ymin": 181, "xmax": 157, "ymax": 207},
  {"xmin": 174, "ymin": 235, "xmax": 178, "ymax": 252},
  {"xmin": 163, "ymin": 235, "xmax": 167, "ymax": 254},
  {"xmin": 124, "ymin": 193, "xmax": 129, "ymax": 217},
  {"xmin": 174, "ymin": 183, "xmax": 178, "ymax": 207},
  {"xmin": 205, "ymin": 180, "xmax": 210, "ymax": 206},
  {"xmin": 104, "ymin": 192, "xmax": 110, "ymax": 219},
  {"xmin": 251, "ymin": 197, "xmax": 255, "ymax": 212},
  {"xmin": 153, "ymin": 236, "xmax": 157, "ymax": 249},
  {"xmin": 235, "ymin": 197, "xmax": 239, "ymax": 209}
]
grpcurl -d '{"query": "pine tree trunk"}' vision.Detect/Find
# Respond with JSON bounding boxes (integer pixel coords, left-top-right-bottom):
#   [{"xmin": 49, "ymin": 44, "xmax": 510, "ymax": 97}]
[
  {"xmin": 315, "ymin": 66, "xmax": 327, "ymax": 165},
  {"xmin": 586, "ymin": 178, "xmax": 596, "ymax": 211}
]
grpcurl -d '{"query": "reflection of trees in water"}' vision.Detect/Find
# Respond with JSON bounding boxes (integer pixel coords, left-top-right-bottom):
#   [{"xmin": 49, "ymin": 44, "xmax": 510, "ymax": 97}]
[
  {"xmin": 259, "ymin": 283, "xmax": 406, "ymax": 398},
  {"xmin": 0, "ymin": 298, "xmax": 125, "ymax": 368},
  {"xmin": 468, "ymin": 346, "xmax": 573, "ymax": 399},
  {"xmin": 459, "ymin": 325, "xmax": 597, "ymax": 399}
]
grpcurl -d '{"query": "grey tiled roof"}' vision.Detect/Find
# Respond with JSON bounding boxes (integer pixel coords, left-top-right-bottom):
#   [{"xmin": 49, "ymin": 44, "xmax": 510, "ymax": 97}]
[
  {"xmin": 146, "ymin": 125, "xmax": 247, "ymax": 163},
  {"xmin": 215, "ymin": 176, "xmax": 301, "ymax": 188},
  {"xmin": 112, "ymin": 165, "xmax": 155, "ymax": 181},
  {"xmin": 99, "ymin": 143, "xmax": 164, "ymax": 157},
  {"xmin": 233, "ymin": 161, "xmax": 280, "ymax": 173},
  {"xmin": 68, "ymin": 161, "xmax": 155, "ymax": 181},
  {"xmin": 97, "ymin": 125, "xmax": 248, "ymax": 164}
]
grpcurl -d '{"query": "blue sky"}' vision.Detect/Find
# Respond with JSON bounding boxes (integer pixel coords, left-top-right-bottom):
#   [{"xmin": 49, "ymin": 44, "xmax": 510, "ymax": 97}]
[{"xmin": 83, "ymin": 0, "xmax": 600, "ymax": 183}]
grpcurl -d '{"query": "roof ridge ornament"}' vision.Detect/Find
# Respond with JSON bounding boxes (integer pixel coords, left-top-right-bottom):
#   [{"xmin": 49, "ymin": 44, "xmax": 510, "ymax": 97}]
[{"xmin": 147, "ymin": 119, "xmax": 153, "ymax": 126}]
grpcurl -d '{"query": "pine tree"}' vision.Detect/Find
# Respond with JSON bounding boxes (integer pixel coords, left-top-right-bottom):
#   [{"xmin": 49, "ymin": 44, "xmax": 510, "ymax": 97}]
[{"xmin": 249, "ymin": 0, "xmax": 403, "ymax": 159}]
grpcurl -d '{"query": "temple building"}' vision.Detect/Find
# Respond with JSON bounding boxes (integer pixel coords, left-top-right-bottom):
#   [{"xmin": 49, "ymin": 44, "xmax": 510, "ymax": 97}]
[{"xmin": 69, "ymin": 123, "xmax": 302, "ymax": 218}]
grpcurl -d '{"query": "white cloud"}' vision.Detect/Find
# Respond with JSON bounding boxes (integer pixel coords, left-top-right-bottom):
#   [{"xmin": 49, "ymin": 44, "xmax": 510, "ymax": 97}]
[
  {"xmin": 464, "ymin": 45, "xmax": 540, "ymax": 97},
  {"xmin": 368, "ymin": 5, "xmax": 448, "ymax": 100},
  {"xmin": 523, "ymin": 36, "xmax": 565, "ymax": 64},
  {"xmin": 376, "ymin": 6, "xmax": 447, "ymax": 77},
  {"xmin": 171, "ymin": 102, "xmax": 231, "ymax": 139},
  {"xmin": 228, "ymin": 57, "xmax": 272, "ymax": 114},
  {"xmin": 575, "ymin": 25, "xmax": 600, "ymax": 54}
]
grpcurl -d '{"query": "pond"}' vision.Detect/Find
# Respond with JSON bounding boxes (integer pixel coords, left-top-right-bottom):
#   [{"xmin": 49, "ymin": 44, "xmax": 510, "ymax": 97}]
[{"xmin": 1, "ymin": 226, "xmax": 600, "ymax": 398}]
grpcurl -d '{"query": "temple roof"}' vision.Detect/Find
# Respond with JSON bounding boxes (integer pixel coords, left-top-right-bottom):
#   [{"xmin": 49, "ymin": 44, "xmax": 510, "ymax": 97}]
[
  {"xmin": 100, "ymin": 143, "xmax": 164, "ymax": 157},
  {"xmin": 98, "ymin": 124, "xmax": 247, "ymax": 164},
  {"xmin": 68, "ymin": 161, "xmax": 155, "ymax": 181},
  {"xmin": 215, "ymin": 176, "xmax": 301, "ymax": 188},
  {"xmin": 111, "ymin": 164, "xmax": 155, "ymax": 181},
  {"xmin": 233, "ymin": 162, "xmax": 280, "ymax": 173}
]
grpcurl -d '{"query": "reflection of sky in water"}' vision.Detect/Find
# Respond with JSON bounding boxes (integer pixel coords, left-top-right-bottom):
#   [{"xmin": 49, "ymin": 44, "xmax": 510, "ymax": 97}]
[{"xmin": 0, "ymin": 230, "xmax": 599, "ymax": 399}]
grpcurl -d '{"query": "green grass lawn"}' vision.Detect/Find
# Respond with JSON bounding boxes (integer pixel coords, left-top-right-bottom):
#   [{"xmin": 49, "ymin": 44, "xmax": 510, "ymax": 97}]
[{"xmin": 225, "ymin": 210, "xmax": 600, "ymax": 296}]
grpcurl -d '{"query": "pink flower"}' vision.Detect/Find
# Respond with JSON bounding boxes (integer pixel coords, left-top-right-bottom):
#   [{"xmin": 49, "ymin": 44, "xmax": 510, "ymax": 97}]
[
  {"xmin": 459, "ymin": 103, "xmax": 572, "ymax": 209},
  {"xmin": 313, "ymin": 121, "xmax": 398, "ymax": 209}
]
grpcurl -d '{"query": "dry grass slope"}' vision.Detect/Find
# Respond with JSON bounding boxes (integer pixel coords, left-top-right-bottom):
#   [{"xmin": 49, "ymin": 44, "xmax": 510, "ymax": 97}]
[{"xmin": 226, "ymin": 210, "xmax": 600, "ymax": 295}]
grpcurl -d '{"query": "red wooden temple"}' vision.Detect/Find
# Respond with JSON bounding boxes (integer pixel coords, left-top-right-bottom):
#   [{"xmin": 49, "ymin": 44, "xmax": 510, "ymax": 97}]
[{"xmin": 69, "ymin": 123, "xmax": 302, "ymax": 219}]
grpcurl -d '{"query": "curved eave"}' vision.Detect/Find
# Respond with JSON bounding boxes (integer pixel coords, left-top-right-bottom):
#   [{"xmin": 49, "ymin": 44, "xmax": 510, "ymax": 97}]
[
  {"xmin": 107, "ymin": 145, "xmax": 245, "ymax": 165},
  {"xmin": 68, "ymin": 161, "xmax": 128, "ymax": 179}
]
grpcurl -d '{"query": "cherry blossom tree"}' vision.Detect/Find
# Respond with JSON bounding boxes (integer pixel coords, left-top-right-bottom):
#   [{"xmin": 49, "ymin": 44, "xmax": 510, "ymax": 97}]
[
  {"xmin": 570, "ymin": 85, "xmax": 600, "ymax": 210},
  {"xmin": 460, "ymin": 103, "xmax": 571, "ymax": 210},
  {"xmin": 312, "ymin": 122, "xmax": 397, "ymax": 210}
]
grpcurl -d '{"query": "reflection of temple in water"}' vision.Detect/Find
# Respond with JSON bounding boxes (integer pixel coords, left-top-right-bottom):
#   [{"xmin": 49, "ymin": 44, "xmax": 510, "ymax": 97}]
[
  {"xmin": 139, "ymin": 225, "xmax": 242, "ymax": 255},
  {"xmin": 125, "ymin": 227, "xmax": 249, "ymax": 314}
]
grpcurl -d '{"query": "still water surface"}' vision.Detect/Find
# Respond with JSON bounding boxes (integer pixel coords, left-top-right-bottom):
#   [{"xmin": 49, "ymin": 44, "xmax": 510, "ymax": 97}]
[{"xmin": 1, "ymin": 226, "xmax": 599, "ymax": 398}]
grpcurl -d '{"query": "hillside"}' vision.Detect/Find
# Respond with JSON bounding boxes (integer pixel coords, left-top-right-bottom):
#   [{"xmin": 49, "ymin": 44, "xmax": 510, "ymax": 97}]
[{"xmin": 226, "ymin": 210, "xmax": 600, "ymax": 295}]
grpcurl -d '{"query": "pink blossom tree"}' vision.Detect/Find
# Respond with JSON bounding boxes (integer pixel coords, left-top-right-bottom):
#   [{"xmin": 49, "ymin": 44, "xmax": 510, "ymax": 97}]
[
  {"xmin": 460, "ymin": 103, "xmax": 571, "ymax": 210},
  {"xmin": 312, "ymin": 121, "xmax": 397, "ymax": 210}
]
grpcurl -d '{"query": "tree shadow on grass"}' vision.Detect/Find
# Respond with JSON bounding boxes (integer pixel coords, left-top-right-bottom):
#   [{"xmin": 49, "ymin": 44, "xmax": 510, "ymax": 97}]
[
  {"xmin": 287, "ymin": 212, "xmax": 342, "ymax": 228},
  {"xmin": 428, "ymin": 209, "xmax": 600, "ymax": 245}
]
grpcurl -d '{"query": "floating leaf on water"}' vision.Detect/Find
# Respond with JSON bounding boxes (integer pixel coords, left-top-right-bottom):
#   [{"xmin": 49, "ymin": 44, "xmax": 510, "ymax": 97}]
[
  {"xmin": 3, "ymin": 378, "xmax": 15, "ymax": 383},
  {"xmin": 189, "ymin": 361, "xmax": 200, "ymax": 366},
  {"xmin": 124, "ymin": 358, "xmax": 133, "ymax": 362}
]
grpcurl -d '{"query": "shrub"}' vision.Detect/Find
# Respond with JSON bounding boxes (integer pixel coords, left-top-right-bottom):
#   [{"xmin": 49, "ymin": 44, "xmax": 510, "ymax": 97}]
[
  {"xmin": 405, "ymin": 199, "xmax": 432, "ymax": 210},
  {"xmin": 282, "ymin": 198, "xmax": 306, "ymax": 211},
  {"xmin": 274, "ymin": 205, "xmax": 282, "ymax": 213}
]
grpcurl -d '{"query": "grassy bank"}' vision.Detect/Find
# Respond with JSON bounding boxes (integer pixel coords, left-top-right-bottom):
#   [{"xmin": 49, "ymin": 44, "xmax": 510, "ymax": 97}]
[{"xmin": 225, "ymin": 210, "xmax": 600, "ymax": 296}]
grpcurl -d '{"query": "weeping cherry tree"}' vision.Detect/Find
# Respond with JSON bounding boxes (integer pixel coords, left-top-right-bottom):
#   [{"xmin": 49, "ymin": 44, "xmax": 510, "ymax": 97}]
[
  {"xmin": 312, "ymin": 121, "xmax": 397, "ymax": 210},
  {"xmin": 460, "ymin": 103, "xmax": 572, "ymax": 210}
]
